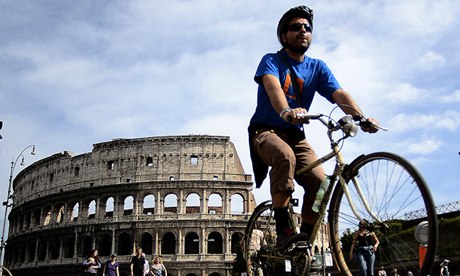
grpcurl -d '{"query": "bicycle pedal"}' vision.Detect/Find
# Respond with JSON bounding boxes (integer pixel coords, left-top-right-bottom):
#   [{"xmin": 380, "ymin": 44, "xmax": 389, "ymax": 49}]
[
  {"xmin": 290, "ymin": 240, "xmax": 311, "ymax": 251},
  {"xmin": 295, "ymin": 241, "xmax": 311, "ymax": 248}
]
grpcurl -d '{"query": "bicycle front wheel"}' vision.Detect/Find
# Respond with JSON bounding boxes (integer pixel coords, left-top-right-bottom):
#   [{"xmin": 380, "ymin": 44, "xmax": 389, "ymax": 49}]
[{"xmin": 328, "ymin": 152, "xmax": 438, "ymax": 276}]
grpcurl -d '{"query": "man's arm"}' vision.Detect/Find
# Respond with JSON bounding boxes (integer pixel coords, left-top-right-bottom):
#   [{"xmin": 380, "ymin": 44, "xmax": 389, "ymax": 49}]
[
  {"xmin": 261, "ymin": 74, "xmax": 309, "ymax": 124},
  {"xmin": 331, "ymin": 88, "xmax": 363, "ymax": 117},
  {"xmin": 332, "ymin": 88, "xmax": 379, "ymax": 133}
]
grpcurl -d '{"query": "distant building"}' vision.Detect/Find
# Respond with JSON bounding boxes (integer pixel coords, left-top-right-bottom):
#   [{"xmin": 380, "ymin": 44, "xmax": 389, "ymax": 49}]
[{"xmin": 5, "ymin": 135, "xmax": 256, "ymax": 276}]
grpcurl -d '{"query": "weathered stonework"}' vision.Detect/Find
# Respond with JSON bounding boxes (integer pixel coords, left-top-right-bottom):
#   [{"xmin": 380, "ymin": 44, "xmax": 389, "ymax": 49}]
[{"xmin": 5, "ymin": 135, "xmax": 255, "ymax": 276}]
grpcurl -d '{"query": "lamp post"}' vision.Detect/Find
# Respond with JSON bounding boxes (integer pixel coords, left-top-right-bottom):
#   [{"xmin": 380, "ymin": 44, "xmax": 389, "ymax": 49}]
[{"xmin": 0, "ymin": 145, "xmax": 36, "ymax": 268}]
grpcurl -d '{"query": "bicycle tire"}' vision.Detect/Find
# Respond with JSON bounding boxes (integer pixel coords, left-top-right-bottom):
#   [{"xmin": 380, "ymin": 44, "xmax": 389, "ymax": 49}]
[
  {"xmin": 244, "ymin": 200, "xmax": 275, "ymax": 276},
  {"xmin": 243, "ymin": 200, "xmax": 311, "ymax": 276},
  {"xmin": 328, "ymin": 152, "xmax": 438, "ymax": 276}
]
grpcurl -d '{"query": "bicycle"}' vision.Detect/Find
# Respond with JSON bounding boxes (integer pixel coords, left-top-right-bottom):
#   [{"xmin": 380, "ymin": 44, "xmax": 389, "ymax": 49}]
[{"xmin": 242, "ymin": 110, "xmax": 438, "ymax": 276}]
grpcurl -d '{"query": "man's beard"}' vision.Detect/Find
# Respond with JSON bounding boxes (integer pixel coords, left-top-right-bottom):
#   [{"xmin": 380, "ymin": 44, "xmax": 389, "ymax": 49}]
[{"xmin": 285, "ymin": 40, "xmax": 310, "ymax": 54}]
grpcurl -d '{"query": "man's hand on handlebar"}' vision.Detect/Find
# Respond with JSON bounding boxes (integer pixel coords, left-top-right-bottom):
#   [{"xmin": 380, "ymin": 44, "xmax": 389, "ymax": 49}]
[
  {"xmin": 358, "ymin": 117, "xmax": 380, "ymax": 133},
  {"xmin": 281, "ymin": 107, "xmax": 310, "ymax": 124}
]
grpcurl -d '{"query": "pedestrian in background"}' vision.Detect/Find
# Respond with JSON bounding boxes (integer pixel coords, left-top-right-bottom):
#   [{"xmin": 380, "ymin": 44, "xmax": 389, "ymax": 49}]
[
  {"xmin": 103, "ymin": 254, "xmax": 119, "ymax": 276},
  {"xmin": 82, "ymin": 249, "xmax": 101, "ymax": 276},
  {"xmin": 349, "ymin": 219, "xmax": 380, "ymax": 276},
  {"xmin": 150, "ymin": 256, "xmax": 167, "ymax": 276},
  {"xmin": 130, "ymin": 247, "xmax": 146, "ymax": 276},
  {"xmin": 440, "ymin": 259, "xmax": 450, "ymax": 276}
]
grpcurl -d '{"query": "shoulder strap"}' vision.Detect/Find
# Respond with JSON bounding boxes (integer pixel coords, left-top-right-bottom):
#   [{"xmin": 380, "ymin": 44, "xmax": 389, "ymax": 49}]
[{"xmin": 277, "ymin": 50, "xmax": 303, "ymax": 107}]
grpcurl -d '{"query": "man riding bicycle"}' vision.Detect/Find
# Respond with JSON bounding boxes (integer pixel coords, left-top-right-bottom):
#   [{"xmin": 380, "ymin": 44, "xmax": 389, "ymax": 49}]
[{"xmin": 248, "ymin": 5, "xmax": 379, "ymax": 248}]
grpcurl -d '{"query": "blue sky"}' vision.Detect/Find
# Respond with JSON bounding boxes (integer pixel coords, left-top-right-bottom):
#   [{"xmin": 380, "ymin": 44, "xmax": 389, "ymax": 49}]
[{"xmin": 1, "ymin": 0, "xmax": 460, "ymax": 227}]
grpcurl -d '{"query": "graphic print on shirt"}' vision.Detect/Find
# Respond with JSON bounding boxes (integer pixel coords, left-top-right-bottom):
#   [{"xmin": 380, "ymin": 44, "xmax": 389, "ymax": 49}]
[{"xmin": 281, "ymin": 72, "xmax": 304, "ymax": 102}]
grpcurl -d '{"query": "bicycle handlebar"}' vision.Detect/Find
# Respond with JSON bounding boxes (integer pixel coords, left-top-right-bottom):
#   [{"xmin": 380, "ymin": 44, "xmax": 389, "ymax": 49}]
[{"xmin": 297, "ymin": 113, "xmax": 388, "ymax": 136}]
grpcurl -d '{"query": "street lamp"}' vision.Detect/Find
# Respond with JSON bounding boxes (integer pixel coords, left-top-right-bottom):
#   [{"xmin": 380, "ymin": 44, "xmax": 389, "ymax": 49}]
[{"xmin": 0, "ymin": 145, "xmax": 36, "ymax": 269}]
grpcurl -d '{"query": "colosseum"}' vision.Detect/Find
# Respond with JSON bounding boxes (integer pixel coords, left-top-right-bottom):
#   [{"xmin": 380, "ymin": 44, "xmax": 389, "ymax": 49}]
[
  {"xmin": 4, "ymin": 135, "xmax": 257, "ymax": 276},
  {"xmin": 4, "ymin": 134, "xmax": 330, "ymax": 276}
]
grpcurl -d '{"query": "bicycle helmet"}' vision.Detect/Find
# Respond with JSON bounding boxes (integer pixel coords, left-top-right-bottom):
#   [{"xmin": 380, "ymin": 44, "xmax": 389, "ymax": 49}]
[{"xmin": 277, "ymin": 5, "xmax": 314, "ymax": 46}]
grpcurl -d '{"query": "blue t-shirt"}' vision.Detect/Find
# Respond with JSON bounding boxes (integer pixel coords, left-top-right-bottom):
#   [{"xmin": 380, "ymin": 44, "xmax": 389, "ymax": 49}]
[
  {"xmin": 104, "ymin": 260, "xmax": 119, "ymax": 276},
  {"xmin": 250, "ymin": 50, "xmax": 341, "ymax": 129}
]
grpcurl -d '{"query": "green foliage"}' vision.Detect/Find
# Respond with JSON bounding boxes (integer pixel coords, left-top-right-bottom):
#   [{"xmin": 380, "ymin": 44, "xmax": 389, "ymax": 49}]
[
  {"xmin": 437, "ymin": 216, "xmax": 460, "ymax": 257},
  {"xmin": 341, "ymin": 230, "xmax": 354, "ymax": 251},
  {"xmin": 439, "ymin": 216, "xmax": 460, "ymax": 231}
]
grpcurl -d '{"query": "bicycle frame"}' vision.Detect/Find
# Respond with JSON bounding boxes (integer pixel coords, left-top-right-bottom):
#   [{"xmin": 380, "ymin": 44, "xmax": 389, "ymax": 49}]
[{"xmin": 295, "ymin": 116, "xmax": 381, "ymax": 242}]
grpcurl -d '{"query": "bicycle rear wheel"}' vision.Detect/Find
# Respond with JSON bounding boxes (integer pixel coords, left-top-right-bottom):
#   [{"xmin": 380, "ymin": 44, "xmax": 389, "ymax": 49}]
[
  {"xmin": 243, "ymin": 200, "xmax": 310, "ymax": 276},
  {"xmin": 328, "ymin": 152, "xmax": 438, "ymax": 276},
  {"xmin": 244, "ymin": 200, "xmax": 277, "ymax": 275}
]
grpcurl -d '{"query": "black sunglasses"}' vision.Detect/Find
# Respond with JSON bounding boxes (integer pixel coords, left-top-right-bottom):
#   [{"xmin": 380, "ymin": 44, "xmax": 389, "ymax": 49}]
[{"xmin": 288, "ymin": 23, "xmax": 312, "ymax": 33}]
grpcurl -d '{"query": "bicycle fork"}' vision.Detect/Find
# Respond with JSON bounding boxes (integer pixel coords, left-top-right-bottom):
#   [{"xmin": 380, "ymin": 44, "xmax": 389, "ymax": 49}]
[{"xmin": 339, "ymin": 154, "xmax": 382, "ymax": 225}]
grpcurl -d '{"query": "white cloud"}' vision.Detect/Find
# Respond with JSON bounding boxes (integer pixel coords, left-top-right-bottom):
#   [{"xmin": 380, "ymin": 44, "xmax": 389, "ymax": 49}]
[
  {"xmin": 418, "ymin": 51, "xmax": 445, "ymax": 71},
  {"xmin": 386, "ymin": 83, "xmax": 427, "ymax": 104},
  {"xmin": 407, "ymin": 138, "xmax": 441, "ymax": 155},
  {"xmin": 392, "ymin": 111, "xmax": 460, "ymax": 133},
  {"xmin": 440, "ymin": 90, "xmax": 460, "ymax": 103},
  {"xmin": 385, "ymin": 1, "xmax": 456, "ymax": 36}
]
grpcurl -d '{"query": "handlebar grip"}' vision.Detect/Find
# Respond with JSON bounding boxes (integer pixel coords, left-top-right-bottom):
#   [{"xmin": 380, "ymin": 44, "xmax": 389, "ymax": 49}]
[
  {"xmin": 361, "ymin": 119, "xmax": 388, "ymax": 131},
  {"xmin": 296, "ymin": 113, "xmax": 322, "ymax": 120},
  {"xmin": 360, "ymin": 120, "xmax": 373, "ymax": 128}
]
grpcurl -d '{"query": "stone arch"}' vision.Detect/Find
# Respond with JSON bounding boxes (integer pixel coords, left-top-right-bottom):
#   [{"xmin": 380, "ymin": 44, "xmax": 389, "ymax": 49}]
[
  {"xmin": 19, "ymin": 243, "xmax": 26, "ymax": 263},
  {"xmin": 97, "ymin": 233, "xmax": 112, "ymax": 257},
  {"xmin": 162, "ymin": 232, "xmax": 176, "ymax": 255},
  {"xmin": 32, "ymin": 208, "xmax": 41, "ymax": 227},
  {"xmin": 118, "ymin": 232, "xmax": 132, "ymax": 255},
  {"xmin": 12, "ymin": 246, "xmax": 18, "ymax": 264},
  {"xmin": 186, "ymin": 192, "xmax": 200, "ymax": 214},
  {"xmin": 80, "ymin": 236, "xmax": 93, "ymax": 257},
  {"xmin": 231, "ymin": 232, "xmax": 244, "ymax": 254},
  {"xmin": 37, "ymin": 239, "xmax": 47, "ymax": 261},
  {"xmin": 24, "ymin": 211, "xmax": 31, "ymax": 229},
  {"xmin": 230, "ymin": 193, "xmax": 244, "ymax": 214},
  {"xmin": 63, "ymin": 236, "xmax": 75, "ymax": 258},
  {"xmin": 11, "ymin": 217, "xmax": 18, "ymax": 234},
  {"xmin": 88, "ymin": 200, "xmax": 97, "ymax": 219},
  {"xmin": 141, "ymin": 232, "xmax": 154, "ymax": 255},
  {"xmin": 164, "ymin": 193, "xmax": 178, "ymax": 214},
  {"xmin": 143, "ymin": 194, "xmax": 155, "ymax": 215},
  {"xmin": 27, "ymin": 239, "xmax": 36, "ymax": 262},
  {"xmin": 71, "ymin": 202, "xmax": 79, "ymax": 222},
  {"xmin": 105, "ymin": 197, "xmax": 115, "ymax": 217},
  {"xmin": 18, "ymin": 213, "xmax": 24, "ymax": 232},
  {"xmin": 208, "ymin": 193, "xmax": 223, "ymax": 214},
  {"xmin": 184, "ymin": 232, "xmax": 199, "ymax": 254},
  {"xmin": 43, "ymin": 206, "xmax": 51, "ymax": 225},
  {"xmin": 209, "ymin": 273, "xmax": 221, "ymax": 276},
  {"xmin": 123, "ymin": 195, "xmax": 134, "ymax": 215},
  {"xmin": 50, "ymin": 238, "xmax": 60, "ymax": 259},
  {"xmin": 207, "ymin": 231, "xmax": 223, "ymax": 254},
  {"xmin": 56, "ymin": 204, "xmax": 65, "ymax": 224}
]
